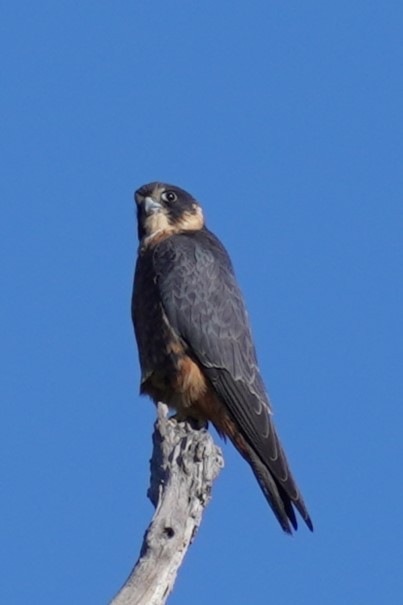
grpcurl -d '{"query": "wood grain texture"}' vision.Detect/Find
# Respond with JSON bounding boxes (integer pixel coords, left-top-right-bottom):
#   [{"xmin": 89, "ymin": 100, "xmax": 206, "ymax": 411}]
[{"xmin": 109, "ymin": 403, "xmax": 223, "ymax": 605}]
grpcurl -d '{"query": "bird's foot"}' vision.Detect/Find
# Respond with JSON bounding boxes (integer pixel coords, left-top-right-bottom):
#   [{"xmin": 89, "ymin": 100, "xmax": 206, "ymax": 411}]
[{"xmin": 169, "ymin": 412, "xmax": 208, "ymax": 430}]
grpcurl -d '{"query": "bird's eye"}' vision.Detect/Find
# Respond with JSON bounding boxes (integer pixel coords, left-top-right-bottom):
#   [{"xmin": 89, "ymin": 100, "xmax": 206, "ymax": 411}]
[{"xmin": 161, "ymin": 191, "xmax": 178, "ymax": 203}]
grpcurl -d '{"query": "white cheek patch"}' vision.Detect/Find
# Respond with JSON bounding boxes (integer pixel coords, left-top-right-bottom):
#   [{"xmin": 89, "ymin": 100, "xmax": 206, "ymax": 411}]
[
  {"xmin": 144, "ymin": 212, "xmax": 170, "ymax": 236},
  {"xmin": 142, "ymin": 203, "xmax": 205, "ymax": 248},
  {"xmin": 177, "ymin": 205, "xmax": 204, "ymax": 231}
]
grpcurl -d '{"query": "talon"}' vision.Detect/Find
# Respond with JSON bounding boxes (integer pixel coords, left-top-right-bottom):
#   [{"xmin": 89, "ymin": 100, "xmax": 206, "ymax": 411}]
[{"xmin": 169, "ymin": 412, "xmax": 208, "ymax": 430}]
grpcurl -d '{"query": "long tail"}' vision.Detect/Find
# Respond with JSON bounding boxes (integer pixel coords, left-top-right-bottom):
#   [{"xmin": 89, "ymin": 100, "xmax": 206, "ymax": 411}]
[{"xmin": 232, "ymin": 436, "xmax": 313, "ymax": 534}]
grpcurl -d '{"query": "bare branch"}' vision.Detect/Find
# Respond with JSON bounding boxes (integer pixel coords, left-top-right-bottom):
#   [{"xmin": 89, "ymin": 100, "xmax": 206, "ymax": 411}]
[{"xmin": 109, "ymin": 403, "xmax": 224, "ymax": 605}]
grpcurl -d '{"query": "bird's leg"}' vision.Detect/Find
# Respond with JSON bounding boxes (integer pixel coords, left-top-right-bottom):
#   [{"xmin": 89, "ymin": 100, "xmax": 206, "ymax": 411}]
[{"xmin": 169, "ymin": 411, "xmax": 208, "ymax": 430}]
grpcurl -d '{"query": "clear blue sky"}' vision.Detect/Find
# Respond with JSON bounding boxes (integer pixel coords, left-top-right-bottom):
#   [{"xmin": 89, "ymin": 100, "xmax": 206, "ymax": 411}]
[{"xmin": 1, "ymin": 2, "xmax": 402, "ymax": 604}]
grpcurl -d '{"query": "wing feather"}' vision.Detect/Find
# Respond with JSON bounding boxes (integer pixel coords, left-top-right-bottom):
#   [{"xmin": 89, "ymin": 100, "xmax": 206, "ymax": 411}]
[{"xmin": 153, "ymin": 228, "xmax": 312, "ymax": 530}]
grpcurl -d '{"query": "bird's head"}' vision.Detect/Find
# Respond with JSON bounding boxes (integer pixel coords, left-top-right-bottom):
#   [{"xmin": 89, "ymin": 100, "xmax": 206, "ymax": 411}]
[{"xmin": 134, "ymin": 182, "xmax": 204, "ymax": 243}]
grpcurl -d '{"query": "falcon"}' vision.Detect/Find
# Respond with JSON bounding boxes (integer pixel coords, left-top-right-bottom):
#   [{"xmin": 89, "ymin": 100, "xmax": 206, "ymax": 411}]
[{"xmin": 131, "ymin": 182, "xmax": 313, "ymax": 533}]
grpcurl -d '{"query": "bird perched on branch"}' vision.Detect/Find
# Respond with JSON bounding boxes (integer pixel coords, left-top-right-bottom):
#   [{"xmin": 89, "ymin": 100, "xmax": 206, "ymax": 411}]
[{"xmin": 131, "ymin": 182, "xmax": 313, "ymax": 534}]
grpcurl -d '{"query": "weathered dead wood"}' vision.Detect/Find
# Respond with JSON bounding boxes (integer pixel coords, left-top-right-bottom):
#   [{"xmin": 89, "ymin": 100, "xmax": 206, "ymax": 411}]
[{"xmin": 109, "ymin": 402, "xmax": 223, "ymax": 605}]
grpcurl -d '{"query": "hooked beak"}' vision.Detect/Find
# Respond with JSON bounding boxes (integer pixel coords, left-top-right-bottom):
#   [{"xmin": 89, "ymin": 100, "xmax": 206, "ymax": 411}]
[{"xmin": 136, "ymin": 193, "xmax": 162, "ymax": 216}]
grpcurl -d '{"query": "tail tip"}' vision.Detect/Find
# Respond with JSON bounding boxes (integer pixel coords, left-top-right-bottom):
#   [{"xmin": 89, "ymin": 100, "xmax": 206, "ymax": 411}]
[{"xmin": 305, "ymin": 515, "xmax": 314, "ymax": 532}]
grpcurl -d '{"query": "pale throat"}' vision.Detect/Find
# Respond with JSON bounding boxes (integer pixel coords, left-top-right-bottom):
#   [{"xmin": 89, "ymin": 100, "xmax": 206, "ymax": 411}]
[{"xmin": 143, "ymin": 205, "xmax": 204, "ymax": 245}]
